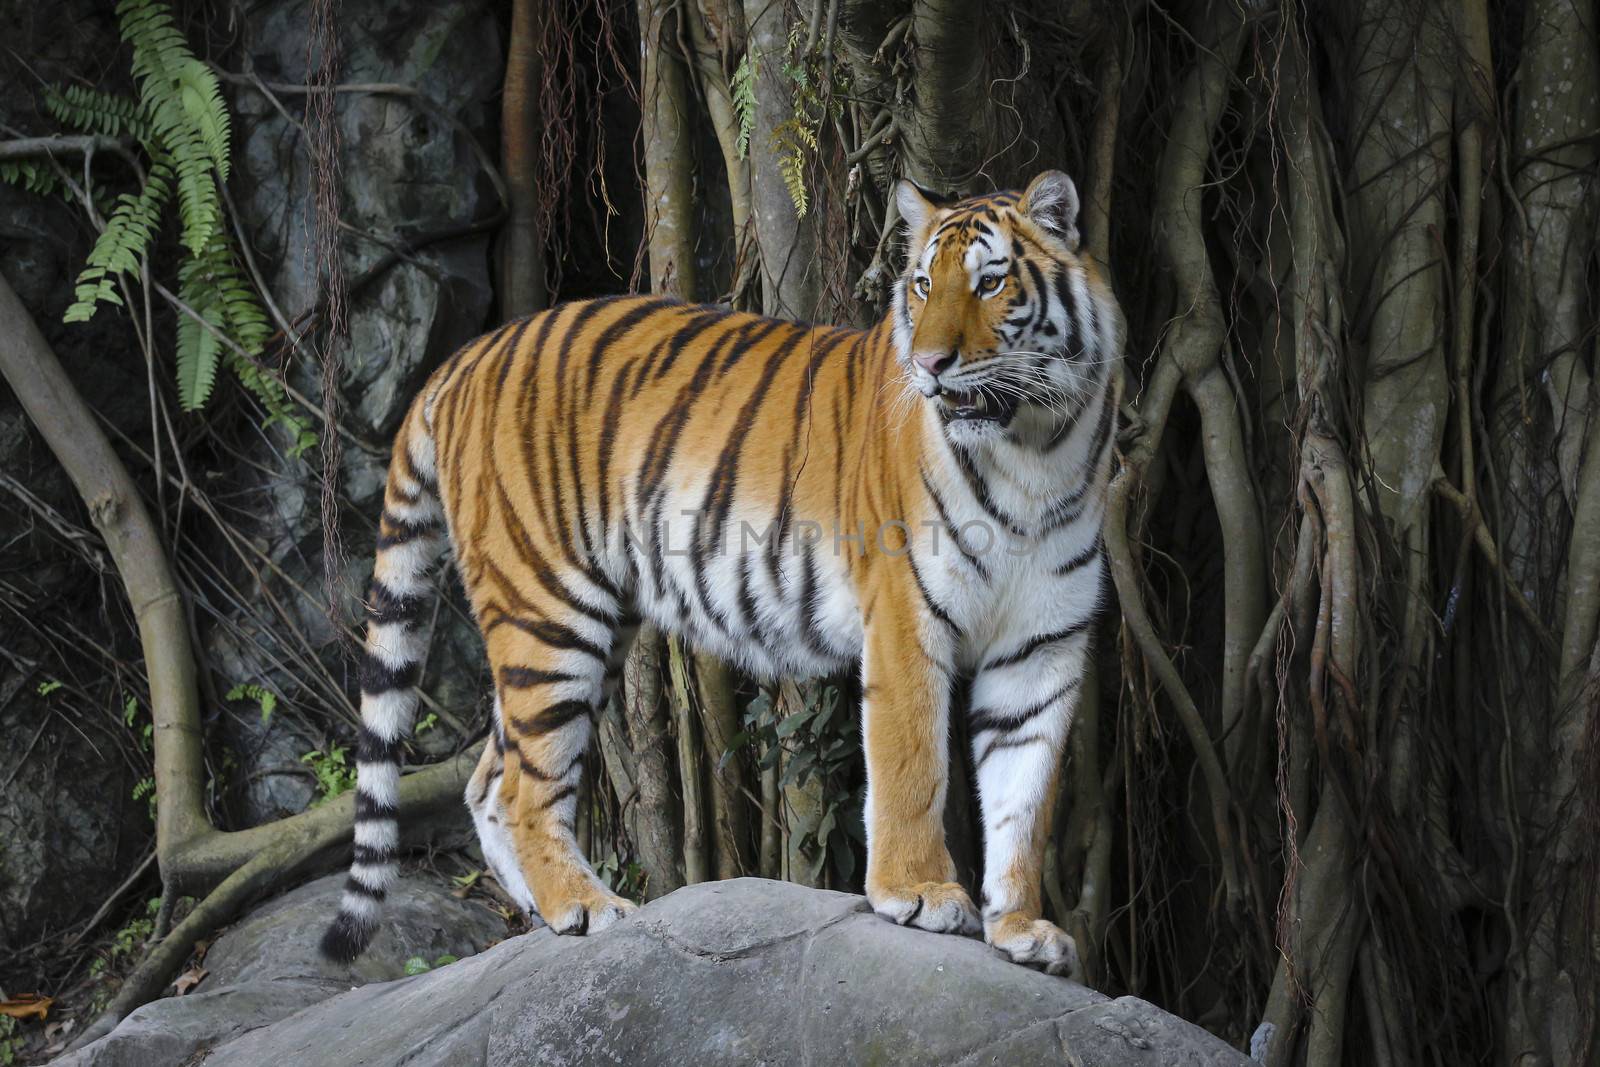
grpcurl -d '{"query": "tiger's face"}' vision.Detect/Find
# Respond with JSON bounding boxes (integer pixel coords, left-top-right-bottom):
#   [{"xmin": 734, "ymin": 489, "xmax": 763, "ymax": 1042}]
[{"xmin": 893, "ymin": 171, "xmax": 1103, "ymax": 448}]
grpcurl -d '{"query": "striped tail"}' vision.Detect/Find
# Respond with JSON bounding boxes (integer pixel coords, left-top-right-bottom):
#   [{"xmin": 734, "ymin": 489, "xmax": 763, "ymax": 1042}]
[{"xmin": 320, "ymin": 410, "xmax": 447, "ymax": 962}]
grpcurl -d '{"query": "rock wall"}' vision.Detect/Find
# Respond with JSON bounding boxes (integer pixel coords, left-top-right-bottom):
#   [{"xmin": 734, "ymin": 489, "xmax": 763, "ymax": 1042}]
[
  {"xmin": 0, "ymin": 0, "xmax": 504, "ymax": 954},
  {"xmin": 210, "ymin": 0, "xmax": 503, "ymax": 824},
  {"xmin": 0, "ymin": 0, "xmax": 152, "ymax": 960}
]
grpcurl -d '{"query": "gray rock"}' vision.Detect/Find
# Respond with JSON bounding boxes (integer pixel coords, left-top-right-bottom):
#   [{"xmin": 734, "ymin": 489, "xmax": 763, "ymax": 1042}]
[
  {"xmin": 64, "ymin": 878, "xmax": 1247, "ymax": 1067},
  {"xmin": 203, "ymin": 868, "xmax": 507, "ymax": 988},
  {"xmin": 56, "ymin": 869, "xmax": 507, "ymax": 1067}
]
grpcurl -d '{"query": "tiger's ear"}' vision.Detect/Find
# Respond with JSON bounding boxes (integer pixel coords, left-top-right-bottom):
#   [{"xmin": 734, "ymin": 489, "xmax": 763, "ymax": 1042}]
[
  {"xmin": 1020, "ymin": 170, "xmax": 1080, "ymax": 250},
  {"xmin": 896, "ymin": 179, "xmax": 940, "ymax": 246}
]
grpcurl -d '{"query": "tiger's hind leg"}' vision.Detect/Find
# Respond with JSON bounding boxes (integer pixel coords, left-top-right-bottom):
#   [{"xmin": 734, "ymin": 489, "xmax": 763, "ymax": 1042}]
[
  {"xmin": 465, "ymin": 703, "xmax": 535, "ymax": 916},
  {"xmin": 470, "ymin": 604, "xmax": 639, "ymax": 934}
]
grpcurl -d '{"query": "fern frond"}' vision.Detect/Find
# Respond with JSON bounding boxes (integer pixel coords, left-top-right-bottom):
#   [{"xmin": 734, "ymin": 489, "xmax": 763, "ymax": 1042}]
[
  {"xmin": 44, "ymin": 85, "xmax": 153, "ymax": 141},
  {"xmin": 64, "ymin": 158, "xmax": 172, "ymax": 321},
  {"xmin": 116, "ymin": 0, "xmax": 230, "ymax": 250},
  {"xmin": 770, "ymin": 120, "xmax": 812, "ymax": 218},
  {"xmin": 732, "ymin": 53, "xmax": 757, "ymax": 161},
  {"xmin": 174, "ymin": 299, "xmax": 224, "ymax": 410},
  {"xmin": 0, "ymin": 161, "xmax": 67, "ymax": 198}
]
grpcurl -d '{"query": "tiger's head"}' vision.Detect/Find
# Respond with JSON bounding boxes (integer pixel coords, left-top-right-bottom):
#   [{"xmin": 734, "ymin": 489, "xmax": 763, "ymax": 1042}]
[{"xmin": 892, "ymin": 171, "xmax": 1111, "ymax": 448}]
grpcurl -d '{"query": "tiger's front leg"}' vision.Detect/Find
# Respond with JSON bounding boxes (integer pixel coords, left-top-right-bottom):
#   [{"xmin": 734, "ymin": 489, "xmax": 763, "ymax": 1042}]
[
  {"xmin": 967, "ymin": 628, "xmax": 1090, "ymax": 977},
  {"xmin": 859, "ymin": 584, "xmax": 981, "ymax": 937}
]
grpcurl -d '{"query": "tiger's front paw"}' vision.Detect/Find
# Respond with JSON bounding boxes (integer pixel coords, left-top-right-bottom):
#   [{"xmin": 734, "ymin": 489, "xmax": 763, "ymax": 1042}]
[
  {"xmin": 542, "ymin": 887, "xmax": 637, "ymax": 936},
  {"xmin": 985, "ymin": 912, "xmax": 1081, "ymax": 978},
  {"xmin": 868, "ymin": 881, "xmax": 981, "ymax": 936}
]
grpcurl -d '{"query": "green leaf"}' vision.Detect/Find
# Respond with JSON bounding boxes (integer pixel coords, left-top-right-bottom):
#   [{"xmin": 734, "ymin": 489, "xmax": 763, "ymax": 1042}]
[
  {"xmin": 403, "ymin": 956, "xmax": 430, "ymax": 976},
  {"xmin": 775, "ymin": 710, "xmax": 810, "ymax": 738},
  {"xmin": 175, "ymin": 302, "xmax": 224, "ymax": 410}
]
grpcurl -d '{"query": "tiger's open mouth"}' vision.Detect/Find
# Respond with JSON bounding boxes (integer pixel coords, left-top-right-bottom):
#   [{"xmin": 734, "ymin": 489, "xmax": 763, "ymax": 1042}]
[{"xmin": 937, "ymin": 388, "xmax": 1020, "ymax": 426}]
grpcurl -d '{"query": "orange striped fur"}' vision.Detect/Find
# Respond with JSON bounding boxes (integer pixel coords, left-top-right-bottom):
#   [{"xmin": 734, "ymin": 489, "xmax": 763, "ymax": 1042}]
[{"xmin": 323, "ymin": 172, "xmax": 1122, "ymax": 978}]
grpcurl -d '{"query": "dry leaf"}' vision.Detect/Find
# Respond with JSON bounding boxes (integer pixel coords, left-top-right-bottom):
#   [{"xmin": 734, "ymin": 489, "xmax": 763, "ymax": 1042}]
[
  {"xmin": 173, "ymin": 967, "xmax": 208, "ymax": 996},
  {"xmin": 0, "ymin": 993, "xmax": 52, "ymax": 1020},
  {"xmin": 44, "ymin": 1017, "xmax": 76, "ymax": 1054}
]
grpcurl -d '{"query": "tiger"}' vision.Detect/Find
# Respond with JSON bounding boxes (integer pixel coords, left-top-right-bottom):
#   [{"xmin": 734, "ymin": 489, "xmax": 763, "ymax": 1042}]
[{"xmin": 320, "ymin": 170, "xmax": 1122, "ymax": 979}]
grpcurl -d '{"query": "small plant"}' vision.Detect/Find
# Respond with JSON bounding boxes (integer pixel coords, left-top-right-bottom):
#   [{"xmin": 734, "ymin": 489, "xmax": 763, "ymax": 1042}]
[
  {"xmin": 226, "ymin": 683, "xmax": 279, "ymax": 726},
  {"xmin": 415, "ymin": 711, "xmax": 439, "ymax": 735},
  {"xmin": 0, "ymin": 1017, "xmax": 24, "ymax": 1067},
  {"xmin": 132, "ymin": 775, "xmax": 157, "ymax": 821},
  {"xmin": 90, "ymin": 898, "xmax": 159, "ymax": 978},
  {"xmin": 595, "ymin": 851, "xmax": 648, "ymax": 901},
  {"xmin": 301, "ymin": 745, "xmax": 356, "ymax": 806},
  {"xmin": 3, "ymin": 0, "xmax": 314, "ymax": 452},
  {"xmin": 123, "ymin": 692, "xmax": 153, "ymax": 750},
  {"xmin": 402, "ymin": 954, "xmax": 459, "ymax": 976},
  {"xmin": 734, "ymin": 685, "xmax": 864, "ymax": 886},
  {"xmin": 732, "ymin": 52, "xmax": 757, "ymax": 159},
  {"xmin": 36, "ymin": 679, "xmax": 63, "ymax": 696}
]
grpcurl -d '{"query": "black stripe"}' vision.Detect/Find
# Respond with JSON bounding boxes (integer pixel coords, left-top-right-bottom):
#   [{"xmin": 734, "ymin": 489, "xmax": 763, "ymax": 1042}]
[
  {"xmin": 513, "ymin": 698, "xmax": 593, "ymax": 735},
  {"xmin": 969, "ymin": 676, "xmax": 1081, "ymax": 735},
  {"xmin": 351, "ymin": 844, "xmax": 392, "ymax": 865},
  {"xmin": 359, "ymin": 651, "xmax": 420, "ymax": 694},
  {"xmin": 951, "ymin": 446, "xmax": 1026, "ymax": 536},
  {"xmin": 376, "ymin": 509, "xmax": 441, "ymax": 549},
  {"xmin": 585, "ymin": 298, "xmax": 676, "ymax": 398},
  {"xmin": 1051, "ymin": 264, "xmax": 1079, "ymax": 351},
  {"xmin": 921, "ymin": 469, "xmax": 989, "ymax": 580},
  {"xmin": 355, "ymin": 790, "xmax": 399, "ymax": 821},
  {"xmin": 796, "ymin": 546, "xmax": 833, "ymax": 659},
  {"xmin": 523, "ymin": 752, "xmax": 584, "ymax": 783},
  {"xmin": 367, "ymin": 581, "xmax": 427, "ymax": 626},
  {"xmin": 636, "ymin": 320, "xmax": 766, "ymax": 510},
  {"xmin": 975, "ymin": 732, "xmax": 1047, "ymax": 766},
  {"xmin": 539, "ymin": 784, "xmax": 578, "ymax": 810},
  {"xmin": 1025, "ymin": 259, "xmax": 1051, "ymax": 333},
  {"xmin": 1054, "ymin": 535, "xmax": 1104, "ymax": 577},
  {"xmin": 343, "ymin": 875, "xmax": 386, "ymax": 902},
  {"xmin": 356, "ymin": 725, "xmax": 403, "ymax": 764},
  {"xmin": 735, "ymin": 553, "xmax": 778, "ymax": 651},
  {"xmin": 698, "ymin": 326, "xmax": 811, "ymax": 540},
  {"xmin": 504, "ymin": 617, "xmax": 609, "ymax": 662},
  {"xmin": 490, "ymin": 474, "xmax": 619, "ymax": 630},
  {"xmin": 493, "ymin": 315, "xmax": 538, "ymax": 392},
  {"xmin": 553, "ymin": 296, "xmax": 629, "ymax": 418},
  {"xmin": 651, "ymin": 308, "xmax": 733, "ymax": 383},
  {"xmin": 500, "ymin": 665, "xmax": 584, "ymax": 689},
  {"xmin": 982, "ymin": 620, "xmax": 1090, "ymax": 671},
  {"xmin": 908, "ymin": 554, "xmax": 955, "ymax": 630}
]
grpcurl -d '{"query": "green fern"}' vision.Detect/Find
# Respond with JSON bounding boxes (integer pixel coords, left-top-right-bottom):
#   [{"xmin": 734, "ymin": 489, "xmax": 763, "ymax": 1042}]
[
  {"xmin": 52, "ymin": 0, "xmax": 233, "ymax": 315},
  {"xmin": 0, "ymin": 159, "xmax": 67, "ymax": 198},
  {"xmin": 226, "ymin": 682, "xmax": 279, "ymax": 725},
  {"xmin": 732, "ymin": 53, "xmax": 757, "ymax": 160},
  {"xmin": 770, "ymin": 119, "xmax": 816, "ymax": 218},
  {"xmin": 45, "ymin": 84, "xmax": 154, "ymax": 142},
  {"xmin": 17, "ymin": 0, "xmax": 310, "ymax": 442}
]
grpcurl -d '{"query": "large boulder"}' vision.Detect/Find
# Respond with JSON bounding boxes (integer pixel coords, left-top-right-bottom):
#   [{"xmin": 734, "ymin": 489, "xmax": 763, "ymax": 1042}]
[{"xmin": 63, "ymin": 878, "xmax": 1247, "ymax": 1066}]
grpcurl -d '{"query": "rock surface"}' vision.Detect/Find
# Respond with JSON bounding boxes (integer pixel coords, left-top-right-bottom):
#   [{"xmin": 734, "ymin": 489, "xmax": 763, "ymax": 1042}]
[
  {"xmin": 62, "ymin": 878, "xmax": 1247, "ymax": 1067},
  {"xmin": 56, "ymin": 870, "xmax": 506, "ymax": 1067}
]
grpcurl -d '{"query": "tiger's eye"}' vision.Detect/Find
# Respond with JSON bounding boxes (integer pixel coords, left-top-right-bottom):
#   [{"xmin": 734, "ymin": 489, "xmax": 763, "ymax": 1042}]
[
  {"xmin": 914, "ymin": 275, "xmax": 931, "ymax": 298},
  {"xmin": 978, "ymin": 274, "xmax": 1004, "ymax": 294}
]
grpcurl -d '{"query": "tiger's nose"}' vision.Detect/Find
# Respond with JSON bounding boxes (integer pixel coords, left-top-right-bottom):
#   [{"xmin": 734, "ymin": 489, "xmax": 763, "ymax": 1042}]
[{"xmin": 913, "ymin": 350, "xmax": 957, "ymax": 376}]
